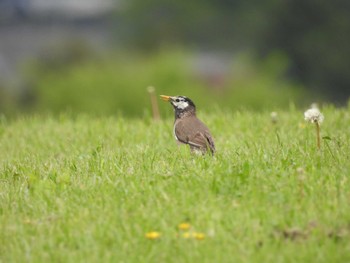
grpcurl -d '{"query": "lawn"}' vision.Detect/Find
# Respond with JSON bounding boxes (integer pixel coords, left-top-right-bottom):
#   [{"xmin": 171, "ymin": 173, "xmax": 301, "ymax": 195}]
[{"xmin": 0, "ymin": 106, "xmax": 349, "ymax": 262}]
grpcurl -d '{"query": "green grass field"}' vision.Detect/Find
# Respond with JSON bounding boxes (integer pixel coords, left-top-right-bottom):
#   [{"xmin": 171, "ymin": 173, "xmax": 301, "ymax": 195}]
[{"xmin": 1, "ymin": 106, "xmax": 350, "ymax": 262}]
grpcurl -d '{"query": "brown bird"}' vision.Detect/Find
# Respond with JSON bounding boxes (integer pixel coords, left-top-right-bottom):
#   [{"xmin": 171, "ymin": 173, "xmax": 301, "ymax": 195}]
[{"xmin": 160, "ymin": 95, "xmax": 215, "ymax": 155}]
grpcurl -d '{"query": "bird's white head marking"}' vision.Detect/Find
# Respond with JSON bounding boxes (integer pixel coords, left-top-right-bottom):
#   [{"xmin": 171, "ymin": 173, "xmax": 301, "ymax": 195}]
[{"xmin": 171, "ymin": 96, "xmax": 190, "ymax": 110}]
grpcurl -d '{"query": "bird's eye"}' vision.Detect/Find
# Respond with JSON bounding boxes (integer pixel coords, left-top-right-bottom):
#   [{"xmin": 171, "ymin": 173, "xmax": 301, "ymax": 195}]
[{"xmin": 175, "ymin": 99, "xmax": 180, "ymax": 102}]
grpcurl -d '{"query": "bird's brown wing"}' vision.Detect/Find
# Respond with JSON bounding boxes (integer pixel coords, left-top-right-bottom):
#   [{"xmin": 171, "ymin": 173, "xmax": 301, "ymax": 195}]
[
  {"xmin": 175, "ymin": 117, "xmax": 215, "ymax": 154},
  {"xmin": 190, "ymin": 131, "xmax": 215, "ymax": 154}
]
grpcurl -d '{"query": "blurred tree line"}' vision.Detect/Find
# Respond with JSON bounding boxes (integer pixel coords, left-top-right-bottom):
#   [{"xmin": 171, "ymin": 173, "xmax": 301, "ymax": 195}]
[
  {"xmin": 121, "ymin": 0, "xmax": 350, "ymax": 103},
  {"xmin": 1, "ymin": 0, "xmax": 349, "ymax": 117}
]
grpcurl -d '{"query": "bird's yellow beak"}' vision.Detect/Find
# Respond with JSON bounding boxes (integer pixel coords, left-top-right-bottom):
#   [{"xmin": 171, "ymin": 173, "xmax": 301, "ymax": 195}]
[{"xmin": 160, "ymin": 95, "xmax": 172, "ymax": 102}]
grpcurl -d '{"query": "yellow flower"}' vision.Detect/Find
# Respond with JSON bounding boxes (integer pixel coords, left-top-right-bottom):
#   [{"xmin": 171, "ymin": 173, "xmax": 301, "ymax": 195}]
[
  {"xmin": 298, "ymin": 122, "xmax": 306, "ymax": 129},
  {"xmin": 23, "ymin": 218, "xmax": 32, "ymax": 224},
  {"xmin": 145, "ymin": 231, "xmax": 161, "ymax": 240},
  {"xmin": 178, "ymin": 222, "xmax": 191, "ymax": 231},
  {"xmin": 193, "ymin": 232, "xmax": 205, "ymax": 240},
  {"xmin": 181, "ymin": 232, "xmax": 191, "ymax": 239}
]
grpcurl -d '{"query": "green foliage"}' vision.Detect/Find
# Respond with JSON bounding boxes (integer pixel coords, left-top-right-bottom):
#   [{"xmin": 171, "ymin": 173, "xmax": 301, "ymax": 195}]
[
  {"xmin": 1, "ymin": 107, "xmax": 350, "ymax": 262},
  {"xmin": 119, "ymin": 0, "xmax": 350, "ymax": 103},
  {"xmin": 0, "ymin": 87, "xmax": 14, "ymax": 114},
  {"xmin": 255, "ymin": 0, "xmax": 350, "ymax": 102},
  {"xmin": 120, "ymin": 0, "xmax": 240, "ymax": 49},
  {"xmin": 25, "ymin": 49, "xmax": 309, "ymax": 117}
]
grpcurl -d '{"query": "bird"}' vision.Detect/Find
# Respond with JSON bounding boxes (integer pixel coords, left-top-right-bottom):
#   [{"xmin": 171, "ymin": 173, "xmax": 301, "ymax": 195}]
[{"xmin": 160, "ymin": 95, "xmax": 215, "ymax": 155}]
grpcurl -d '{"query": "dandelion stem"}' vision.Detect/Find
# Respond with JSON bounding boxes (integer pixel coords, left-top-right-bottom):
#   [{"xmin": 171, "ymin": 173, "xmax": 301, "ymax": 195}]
[{"xmin": 315, "ymin": 122, "xmax": 321, "ymax": 149}]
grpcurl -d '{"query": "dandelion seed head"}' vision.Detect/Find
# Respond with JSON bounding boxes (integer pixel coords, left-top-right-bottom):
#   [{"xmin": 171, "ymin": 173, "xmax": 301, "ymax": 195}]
[
  {"xmin": 304, "ymin": 108, "xmax": 324, "ymax": 124},
  {"xmin": 310, "ymin": 103, "xmax": 319, "ymax": 109},
  {"xmin": 147, "ymin": 86, "xmax": 155, "ymax": 93},
  {"xmin": 270, "ymin": 111, "xmax": 278, "ymax": 124}
]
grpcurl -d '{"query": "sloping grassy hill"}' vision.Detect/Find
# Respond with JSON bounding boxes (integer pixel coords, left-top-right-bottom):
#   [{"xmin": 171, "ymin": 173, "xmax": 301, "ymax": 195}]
[{"xmin": 0, "ymin": 107, "xmax": 349, "ymax": 262}]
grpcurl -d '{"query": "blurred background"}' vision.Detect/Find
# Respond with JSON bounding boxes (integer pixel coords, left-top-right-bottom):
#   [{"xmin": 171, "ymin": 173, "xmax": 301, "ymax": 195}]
[{"xmin": 0, "ymin": 0, "xmax": 349, "ymax": 117}]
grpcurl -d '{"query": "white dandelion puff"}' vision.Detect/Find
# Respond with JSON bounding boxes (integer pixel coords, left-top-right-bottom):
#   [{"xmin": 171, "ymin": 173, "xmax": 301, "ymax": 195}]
[
  {"xmin": 304, "ymin": 108, "xmax": 324, "ymax": 124},
  {"xmin": 304, "ymin": 106, "xmax": 324, "ymax": 149},
  {"xmin": 270, "ymin": 111, "xmax": 278, "ymax": 124}
]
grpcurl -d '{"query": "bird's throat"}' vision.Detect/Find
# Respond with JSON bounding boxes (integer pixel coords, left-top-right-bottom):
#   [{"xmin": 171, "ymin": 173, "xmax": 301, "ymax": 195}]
[{"xmin": 174, "ymin": 108, "xmax": 195, "ymax": 119}]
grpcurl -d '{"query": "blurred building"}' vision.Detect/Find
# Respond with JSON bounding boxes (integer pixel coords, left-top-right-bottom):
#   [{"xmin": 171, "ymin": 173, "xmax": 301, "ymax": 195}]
[
  {"xmin": 0, "ymin": 0, "xmax": 117, "ymax": 85},
  {"xmin": 0, "ymin": 0, "xmax": 116, "ymax": 20}
]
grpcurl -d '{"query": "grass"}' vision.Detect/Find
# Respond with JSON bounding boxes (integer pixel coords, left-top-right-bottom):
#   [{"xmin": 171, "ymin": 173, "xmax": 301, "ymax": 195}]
[{"xmin": 0, "ymin": 106, "xmax": 350, "ymax": 262}]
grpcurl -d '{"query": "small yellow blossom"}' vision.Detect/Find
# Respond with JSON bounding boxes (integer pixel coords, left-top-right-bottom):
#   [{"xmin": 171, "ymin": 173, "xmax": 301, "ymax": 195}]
[
  {"xmin": 145, "ymin": 231, "xmax": 161, "ymax": 240},
  {"xmin": 298, "ymin": 122, "xmax": 306, "ymax": 129},
  {"xmin": 178, "ymin": 222, "xmax": 191, "ymax": 231},
  {"xmin": 193, "ymin": 232, "xmax": 206, "ymax": 240},
  {"xmin": 232, "ymin": 200, "xmax": 240, "ymax": 208},
  {"xmin": 182, "ymin": 232, "xmax": 191, "ymax": 239},
  {"xmin": 180, "ymin": 232, "xmax": 206, "ymax": 240},
  {"xmin": 23, "ymin": 218, "xmax": 32, "ymax": 224}
]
